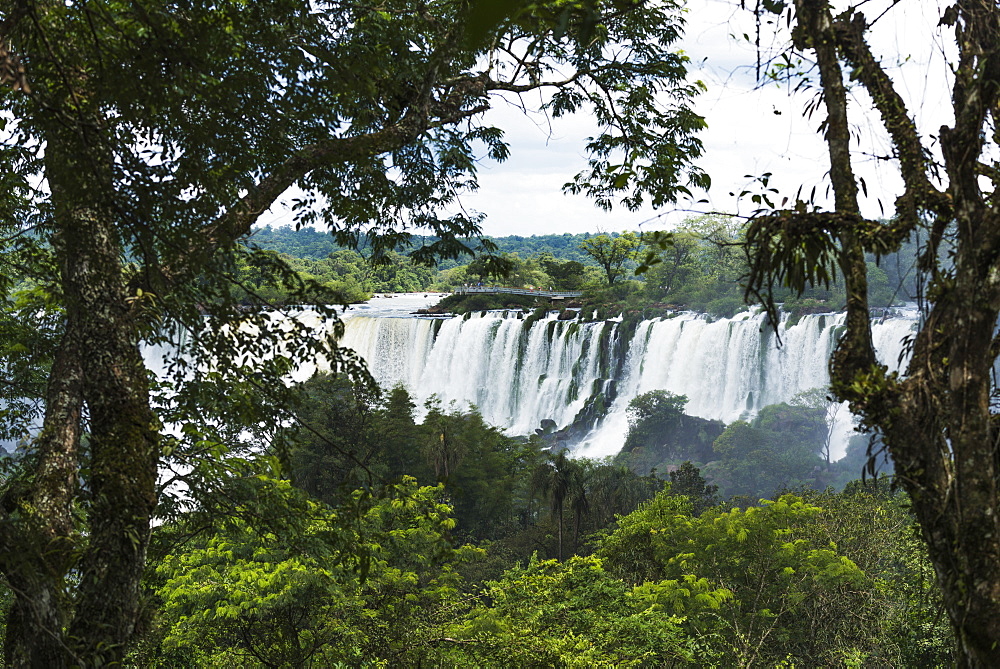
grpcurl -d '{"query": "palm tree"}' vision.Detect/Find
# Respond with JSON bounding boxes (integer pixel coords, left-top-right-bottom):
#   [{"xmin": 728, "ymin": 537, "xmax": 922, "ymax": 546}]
[
  {"xmin": 421, "ymin": 399, "xmax": 466, "ymax": 481},
  {"xmin": 567, "ymin": 463, "xmax": 591, "ymax": 553},
  {"xmin": 532, "ymin": 449, "xmax": 581, "ymax": 560}
]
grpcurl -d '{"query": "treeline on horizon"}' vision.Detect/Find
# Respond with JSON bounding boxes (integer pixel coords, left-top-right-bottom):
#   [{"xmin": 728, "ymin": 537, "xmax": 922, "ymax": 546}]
[
  {"xmin": 250, "ymin": 224, "xmax": 599, "ymax": 265},
  {"xmin": 121, "ymin": 372, "xmax": 951, "ymax": 666},
  {"xmin": 244, "ymin": 219, "xmax": 920, "ymax": 317}
]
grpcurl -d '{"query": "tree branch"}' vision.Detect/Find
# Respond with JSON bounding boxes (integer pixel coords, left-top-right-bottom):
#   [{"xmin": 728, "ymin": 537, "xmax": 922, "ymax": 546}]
[
  {"xmin": 145, "ymin": 99, "xmax": 487, "ymax": 291},
  {"xmin": 834, "ymin": 11, "xmax": 950, "ymax": 232},
  {"xmin": 793, "ymin": 0, "xmax": 878, "ymax": 401},
  {"xmin": 485, "ymin": 69, "xmax": 587, "ymax": 93},
  {"xmin": 0, "ymin": 0, "xmax": 31, "ymax": 93}
]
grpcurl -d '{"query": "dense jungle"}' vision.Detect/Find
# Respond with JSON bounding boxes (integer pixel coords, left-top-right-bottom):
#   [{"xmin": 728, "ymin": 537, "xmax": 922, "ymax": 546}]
[{"xmin": 1, "ymin": 0, "xmax": 999, "ymax": 665}]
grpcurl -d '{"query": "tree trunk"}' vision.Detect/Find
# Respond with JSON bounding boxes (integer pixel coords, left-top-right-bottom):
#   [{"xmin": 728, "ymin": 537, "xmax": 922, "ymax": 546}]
[
  {"xmin": 1, "ymin": 101, "xmax": 160, "ymax": 666},
  {"xmin": 557, "ymin": 504, "xmax": 564, "ymax": 561},
  {"xmin": 889, "ymin": 298, "xmax": 1000, "ymax": 666},
  {"xmin": 1, "ymin": 332, "xmax": 83, "ymax": 665},
  {"xmin": 780, "ymin": 2, "xmax": 1000, "ymax": 664}
]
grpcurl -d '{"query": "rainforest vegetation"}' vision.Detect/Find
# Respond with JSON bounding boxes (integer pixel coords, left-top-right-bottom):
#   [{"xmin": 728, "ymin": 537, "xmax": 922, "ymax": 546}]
[
  {"xmin": 0, "ymin": 0, "xmax": 995, "ymax": 663},
  {"xmin": 123, "ymin": 373, "xmax": 952, "ymax": 666},
  {"xmin": 245, "ymin": 218, "xmax": 918, "ymax": 320}
]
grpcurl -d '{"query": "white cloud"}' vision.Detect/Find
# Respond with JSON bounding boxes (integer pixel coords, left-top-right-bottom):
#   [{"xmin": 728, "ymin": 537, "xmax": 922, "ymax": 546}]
[
  {"xmin": 258, "ymin": 1, "xmax": 955, "ymax": 238},
  {"xmin": 466, "ymin": 0, "xmax": 955, "ymax": 236}
]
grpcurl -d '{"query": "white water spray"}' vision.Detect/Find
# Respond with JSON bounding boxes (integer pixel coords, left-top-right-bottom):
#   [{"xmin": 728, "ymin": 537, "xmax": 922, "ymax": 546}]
[{"xmin": 336, "ymin": 305, "xmax": 917, "ymax": 459}]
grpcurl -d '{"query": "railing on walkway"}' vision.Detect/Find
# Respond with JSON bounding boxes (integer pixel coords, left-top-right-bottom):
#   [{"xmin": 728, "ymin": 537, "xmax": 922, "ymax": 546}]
[{"xmin": 454, "ymin": 286, "xmax": 583, "ymax": 299}]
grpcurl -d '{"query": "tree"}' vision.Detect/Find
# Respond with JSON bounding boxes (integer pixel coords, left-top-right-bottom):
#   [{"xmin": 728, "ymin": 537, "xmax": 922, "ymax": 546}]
[
  {"xmin": 584, "ymin": 461, "xmax": 660, "ymax": 530},
  {"xmin": 598, "ymin": 492, "xmax": 891, "ymax": 665},
  {"xmin": 642, "ymin": 231, "xmax": 702, "ymax": 299},
  {"xmin": 149, "ymin": 477, "xmax": 473, "ymax": 667},
  {"xmin": 282, "ymin": 373, "xmax": 382, "ymax": 499},
  {"xmin": 742, "ymin": 1, "xmax": 1000, "ymax": 663},
  {"xmin": 709, "ymin": 404, "xmax": 826, "ymax": 501},
  {"xmin": 0, "ymin": 0, "xmax": 708, "ymax": 663},
  {"xmin": 805, "ymin": 482, "xmax": 954, "ymax": 665},
  {"xmin": 418, "ymin": 400, "xmax": 527, "ymax": 541},
  {"xmin": 538, "ymin": 254, "xmax": 588, "ymax": 290},
  {"xmin": 636, "ymin": 216, "xmax": 750, "ymax": 314},
  {"xmin": 622, "ymin": 390, "xmax": 689, "ymax": 453},
  {"xmin": 447, "ymin": 555, "xmax": 706, "ymax": 666},
  {"xmin": 532, "ymin": 449, "xmax": 585, "ymax": 560},
  {"xmin": 620, "ymin": 390, "xmax": 724, "ymax": 467},
  {"xmin": 790, "ymin": 387, "xmax": 842, "ymax": 468},
  {"xmin": 422, "ymin": 398, "xmax": 470, "ymax": 482},
  {"xmin": 465, "ymin": 253, "xmax": 517, "ymax": 284},
  {"xmin": 375, "ymin": 384, "xmax": 427, "ymax": 480},
  {"xmin": 667, "ymin": 461, "xmax": 718, "ymax": 515},
  {"xmin": 579, "ymin": 232, "xmax": 642, "ymax": 285}
]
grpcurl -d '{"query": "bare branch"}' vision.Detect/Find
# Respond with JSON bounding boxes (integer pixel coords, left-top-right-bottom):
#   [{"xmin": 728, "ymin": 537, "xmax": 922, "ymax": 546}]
[
  {"xmin": 793, "ymin": 0, "xmax": 878, "ymax": 399},
  {"xmin": 485, "ymin": 70, "xmax": 586, "ymax": 93},
  {"xmin": 834, "ymin": 11, "xmax": 950, "ymax": 230}
]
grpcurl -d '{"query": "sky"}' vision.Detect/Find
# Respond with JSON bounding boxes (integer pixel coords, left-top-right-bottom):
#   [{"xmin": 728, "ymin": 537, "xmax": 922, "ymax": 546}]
[
  {"xmin": 252, "ymin": 1, "xmax": 954, "ymax": 239},
  {"xmin": 453, "ymin": 0, "xmax": 954, "ymax": 238}
]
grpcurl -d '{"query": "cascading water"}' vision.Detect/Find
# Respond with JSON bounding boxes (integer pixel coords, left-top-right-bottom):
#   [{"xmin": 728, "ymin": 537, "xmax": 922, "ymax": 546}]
[
  {"xmin": 575, "ymin": 311, "xmax": 913, "ymax": 458},
  {"xmin": 338, "ymin": 311, "xmax": 618, "ymax": 435},
  {"xmin": 336, "ymin": 302, "xmax": 918, "ymax": 460}
]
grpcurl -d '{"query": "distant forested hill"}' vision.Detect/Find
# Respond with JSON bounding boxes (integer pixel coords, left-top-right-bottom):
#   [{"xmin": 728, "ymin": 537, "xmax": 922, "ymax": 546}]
[
  {"xmin": 489, "ymin": 233, "xmax": 595, "ymax": 264},
  {"xmin": 248, "ymin": 225, "xmax": 348, "ymax": 259},
  {"xmin": 248, "ymin": 224, "xmax": 598, "ymax": 265}
]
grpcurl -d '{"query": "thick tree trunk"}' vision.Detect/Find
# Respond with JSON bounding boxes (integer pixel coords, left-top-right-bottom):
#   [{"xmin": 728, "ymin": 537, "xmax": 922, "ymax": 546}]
[
  {"xmin": 1, "ymin": 105, "xmax": 160, "ymax": 666},
  {"xmin": 1, "ymin": 331, "xmax": 84, "ymax": 665},
  {"xmin": 61, "ymin": 213, "xmax": 159, "ymax": 661},
  {"xmin": 782, "ymin": 2, "xmax": 1000, "ymax": 664},
  {"xmin": 890, "ymin": 298, "xmax": 1000, "ymax": 667},
  {"xmin": 55, "ymin": 127, "xmax": 159, "ymax": 664}
]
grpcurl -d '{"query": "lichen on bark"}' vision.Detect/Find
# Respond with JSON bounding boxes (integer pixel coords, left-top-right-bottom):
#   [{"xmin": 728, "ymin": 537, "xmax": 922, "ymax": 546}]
[{"xmin": 744, "ymin": 1, "xmax": 1000, "ymax": 664}]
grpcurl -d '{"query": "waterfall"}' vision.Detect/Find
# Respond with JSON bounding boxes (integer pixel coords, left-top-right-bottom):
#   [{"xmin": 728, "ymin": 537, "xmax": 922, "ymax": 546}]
[
  {"xmin": 338, "ymin": 312, "xmax": 618, "ymax": 434},
  {"xmin": 576, "ymin": 312, "xmax": 913, "ymax": 458},
  {"xmin": 335, "ymin": 308, "xmax": 918, "ymax": 459}
]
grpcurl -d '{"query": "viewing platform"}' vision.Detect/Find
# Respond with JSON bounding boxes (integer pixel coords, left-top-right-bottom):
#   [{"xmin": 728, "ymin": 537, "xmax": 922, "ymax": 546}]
[{"xmin": 454, "ymin": 286, "xmax": 583, "ymax": 299}]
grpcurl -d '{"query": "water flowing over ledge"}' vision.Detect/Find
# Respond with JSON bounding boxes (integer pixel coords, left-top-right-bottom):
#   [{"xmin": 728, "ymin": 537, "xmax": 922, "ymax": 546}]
[{"xmin": 335, "ymin": 303, "xmax": 918, "ymax": 459}]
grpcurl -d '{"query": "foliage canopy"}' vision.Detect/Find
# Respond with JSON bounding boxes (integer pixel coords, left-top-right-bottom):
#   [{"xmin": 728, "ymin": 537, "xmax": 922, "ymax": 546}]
[{"xmin": 0, "ymin": 0, "xmax": 707, "ymax": 662}]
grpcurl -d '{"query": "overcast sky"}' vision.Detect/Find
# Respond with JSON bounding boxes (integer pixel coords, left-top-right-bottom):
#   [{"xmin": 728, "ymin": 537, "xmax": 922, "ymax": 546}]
[
  {"xmin": 457, "ymin": 0, "xmax": 953, "ymax": 238},
  {"xmin": 254, "ymin": 1, "xmax": 953, "ymax": 239}
]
